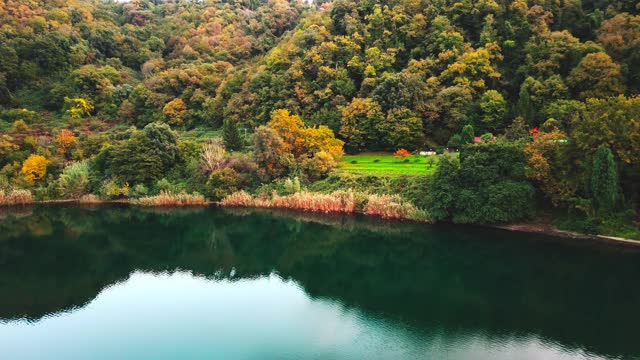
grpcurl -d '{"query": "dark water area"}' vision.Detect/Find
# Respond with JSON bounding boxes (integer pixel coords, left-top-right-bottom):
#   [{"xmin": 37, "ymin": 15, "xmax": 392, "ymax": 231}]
[{"xmin": 0, "ymin": 205, "xmax": 639, "ymax": 359}]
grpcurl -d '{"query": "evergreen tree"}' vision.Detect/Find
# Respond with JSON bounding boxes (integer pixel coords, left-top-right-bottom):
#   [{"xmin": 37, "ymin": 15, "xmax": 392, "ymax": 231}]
[
  {"xmin": 461, "ymin": 125, "xmax": 475, "ymax": 144},
  {"xmin": 505, "ymin": 116, "xmax": 529, "ymax": 141},
  {"xmin": 591, "ymin": 145, "xmax": 620, "ymax": 215},
  {"xmin": 223, "ymin": 119, "xmax": 243, "ymax": 151}
]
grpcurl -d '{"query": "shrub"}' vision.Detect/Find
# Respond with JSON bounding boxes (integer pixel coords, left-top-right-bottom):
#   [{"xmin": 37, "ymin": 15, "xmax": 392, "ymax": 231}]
[
  {"xmin": 129, "ymin": 184, "xmax": 150, "ymax": 199},
  {"xmin": 480, "ymin": 133, "xmax": 494, "ymax": 143},
  {"xmin": 373, "ymin": 159, "xmax": 380, "ymax": 163},
  {"xmin": 0, "ymin": 189, "xmax": 33, "ymax": 205},
  {"xmin": 426, "ymin": 155, "xmax": 438, "ymax": 168},
  {"xmin": 100, "ymin": 179, "xmax": 129, "ymax": 199},
  {"xmin": 205, "ymin": 168, "xmax": 243, "ymax": 201},
  {"xmin": 57, "ymin": 161, "xmax": 91, "ymax": 199},
  {"xmin": 283, "ymin": 177, "xmax": 301, "ymax": 195},
  {"xmin": 153, "ymin": 178, "xmax": 183, "ymax": 195},
  {"xmin": 447, "ymin": 134, "xmax": 464, "ymax": 148},
  {"xmin": 394, "ymin": 148, "xmax": 411, "ymax": 158},
  {"xmin": 133, "ymin": 192, "xmax": 206, "ymax": 206},
  {"xmin": 227, "ymin": 152, "xmax": 258, "ymax": 173},
  {"xmin": 351, "ymin": 160, "xmax": 358, "ymax": 164},
  {"xmin": 301, "ymin": 151, "xmax": 337, "ymax": 179}
]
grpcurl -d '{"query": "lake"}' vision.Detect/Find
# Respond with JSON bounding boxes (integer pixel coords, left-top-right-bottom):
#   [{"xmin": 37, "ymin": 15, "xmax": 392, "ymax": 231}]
[{"xmin": 1, "ymin": 205, "xmax": 639, "ymax": 360}]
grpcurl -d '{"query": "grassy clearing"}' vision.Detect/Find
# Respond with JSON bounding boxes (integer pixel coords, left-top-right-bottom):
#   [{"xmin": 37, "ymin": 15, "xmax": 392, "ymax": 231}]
[
  {"xmin": 337, "ymin": 153, "xmax": 439, "ymax": 177},
  {"xmin": 180, "ymin": 127, "xmax": 223, "ymax": 142}
]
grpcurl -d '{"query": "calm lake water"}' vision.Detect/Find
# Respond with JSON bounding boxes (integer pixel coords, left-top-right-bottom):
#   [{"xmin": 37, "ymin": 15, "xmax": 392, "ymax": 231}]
[{"xmin": 1, "ymin": 205, "xmax": 639, "ymax": 360}]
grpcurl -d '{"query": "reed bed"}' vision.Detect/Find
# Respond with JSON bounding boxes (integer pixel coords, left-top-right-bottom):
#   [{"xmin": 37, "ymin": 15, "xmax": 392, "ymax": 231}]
[
  {"xmin": 364, "ymin": 194, "xmax": 419, "ymax": 219},
  {"xmin": 222, "ymin": 190, "xmax": 357, "ymax": 214},
  {"xmin": 271, "ymin": 190, "xmax": 358, "ymax": 213},
  {"xmin": 78, "ymin": 194, "xmax": 102, "ymax": 204},
  {"xmin": 0, "ymin": 190, "xmax": 33, "ymax": 206},
  {"xmin": 132, "ymin": 192, "xmax": 207, "ymax": 207}
]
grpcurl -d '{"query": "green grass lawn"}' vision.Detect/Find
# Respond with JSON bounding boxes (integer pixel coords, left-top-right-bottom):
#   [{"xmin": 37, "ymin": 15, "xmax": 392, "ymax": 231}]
[
  {"xmin": 180, "ymin": 127, "xmax": 223, "ymax": 142},
  {"xmin": 337, "ymin": 152, "xmax": 439, "ymax": 177}
]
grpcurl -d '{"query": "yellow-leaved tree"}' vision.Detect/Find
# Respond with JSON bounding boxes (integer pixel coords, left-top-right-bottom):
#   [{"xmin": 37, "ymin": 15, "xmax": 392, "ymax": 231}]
[
  {"xmin": 21, "ymin": 154, "xmax": 49, "ymax": 183},
  {"xmin": 267, "ymin": 109, "xmax": 306, "ymax": 156},
  {"xmin": 64, "ymin": 97, "xmax": 94, "ymax": 120}
]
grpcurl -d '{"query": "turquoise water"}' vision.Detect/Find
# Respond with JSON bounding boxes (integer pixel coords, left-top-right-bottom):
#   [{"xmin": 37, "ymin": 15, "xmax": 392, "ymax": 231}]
[{"xmin": 0, "ymin": 205, "xmax": 639, "ymax": 359}]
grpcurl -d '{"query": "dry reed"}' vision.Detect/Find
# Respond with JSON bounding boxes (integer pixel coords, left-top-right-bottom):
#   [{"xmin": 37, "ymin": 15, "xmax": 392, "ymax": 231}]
[
  {"xmin": 0, "ymin": 190, "xmax": 33, "ymax": 206},
  {"xmin": 364, "ymin": 194, "xmax": 419, "ymax": 219},
  {"xmin": 133, "ymin": 191, "xmax": 207, "ymax": 207},
  {"xmin": 221, "ymin": 190, "xmax": 429, "ymax": 221},
  {"xmin": 78, "ymin": 194, "xmax": 102, "ymax": 204},
  {"xmin": 222, "ymin": 190, "xmax": 357, "ymax": 214}
]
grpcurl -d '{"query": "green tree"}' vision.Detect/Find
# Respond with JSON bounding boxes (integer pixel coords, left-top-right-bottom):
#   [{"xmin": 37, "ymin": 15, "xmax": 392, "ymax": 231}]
[
  {"xmin": 567, "ymin": 53, "xmax": 625, "ymax": 99},
  {"xmin": 591, "ymin": 145, "xmax": 620, "ymax": 215},
  {"xmin": 376, "ymin": 108, "xmax": 423, "ymax": 150},
  {"xmin": 340, "ymin": 98, "xmax": 383, "ymax": 152},
  {"xmin": 253, "ymin": 126, "xmax": 291, "ymax": 181},
  {"xmin": 102, "ymin": 123, "xmax": 179, "ymax": 185},
  {"xmin": 223, "ymin": 119, "xmax": 243, "ymax": 151},
  {"xmin": 477, "ymin": 90, "xmax": 506, "ymax": 132},
  {"xmin": 427, "ymin": 154, "xmax": 459, "ymax": 220},
  {"xmin": 461, "ymin": 125, "xmax": 475, "ymax": 144}
]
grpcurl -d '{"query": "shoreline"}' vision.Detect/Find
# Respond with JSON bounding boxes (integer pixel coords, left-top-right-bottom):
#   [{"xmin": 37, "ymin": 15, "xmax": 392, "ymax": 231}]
[{"xmin": 3, "ymin": 199, "xmax": 639, "ymax": 247}]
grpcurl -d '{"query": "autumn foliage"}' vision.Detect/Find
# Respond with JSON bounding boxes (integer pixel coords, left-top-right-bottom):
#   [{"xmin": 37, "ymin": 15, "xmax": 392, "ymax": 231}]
[
  {"xmin": 56, "ymin": 129, "xmax": 77, "ymax": 156},
  {"xmin": 394, "ymin": 149, "xmax": 411, "ymax": 158},
  {"xmin": 21, "ymin": 155, "xmax": 48, "ymax": 183}
]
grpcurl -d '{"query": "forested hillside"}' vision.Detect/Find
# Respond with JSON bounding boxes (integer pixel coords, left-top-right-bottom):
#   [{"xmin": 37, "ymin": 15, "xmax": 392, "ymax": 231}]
[{"xmin": 0, "ymin": 0, "xmax": 638, "ymax": 236}]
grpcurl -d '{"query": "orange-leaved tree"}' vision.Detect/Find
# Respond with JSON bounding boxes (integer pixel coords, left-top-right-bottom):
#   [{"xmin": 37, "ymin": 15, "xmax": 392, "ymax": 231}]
[{"xmin": 56, "ymin": 129, "xmax": 77, "ymax": 156}]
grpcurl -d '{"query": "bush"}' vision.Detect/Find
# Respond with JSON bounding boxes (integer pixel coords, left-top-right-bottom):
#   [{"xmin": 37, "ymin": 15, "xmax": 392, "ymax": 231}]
[
  {"xmin": 394, "ymin": 148, "xmax": 411, "ymax": 158},
  {"xmin": 206, "ymin": 168, "xmax": 244, "ymax": 201},
  {"xmin": 153, "ymin": 178, "xmax": 184, "ymax": 195},
  {"xmin": 57, "ymin": 161, "xmax": 91, "ymax": 199},
  {"xmin": 447, "ymin": 134, "xmax": 464, "ymax": 148},
  {"xmin": 301, "ymin": 151, "xmax": 337, "ymax": 180},
  {"xmin": 129, "ymin": 184, "xmax": 150, "ymax": 199},
  {"xmin": 480, "ymin": 133, "xmax": 494, "ymax": 143},
  {"xmin": 283, "ymin": 177, "xmax": 301, "ymax": 195},
  {"xmin": 227, "ymin": 152, "xmax": 258, "ymax": 174},
  {"xmin": 100, "ymin": 179, "xmax": 129, "ymax": 199}
]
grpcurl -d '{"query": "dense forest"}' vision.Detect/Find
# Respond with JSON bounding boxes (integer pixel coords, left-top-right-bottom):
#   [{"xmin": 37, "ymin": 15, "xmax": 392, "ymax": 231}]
[{"xmin": 0, "ymin": 0, "xmax": 638, "ymax": 236}]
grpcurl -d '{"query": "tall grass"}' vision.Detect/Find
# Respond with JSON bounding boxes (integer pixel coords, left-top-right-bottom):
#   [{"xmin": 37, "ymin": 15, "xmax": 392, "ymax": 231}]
[
  {"xmin": 132, "ymin": 191, "xmax": 207, "ymax": 206},
  {"xmin": 221, "ymin": 190, "xmax": 429, "ymax": 221},
  {"xmin": 364, "ymin": 194, "xmax": 420, "ymax": 219},
  {"xmin": 78, "ymin": 194, "xmax": 102, "ymax": 204},
  {"xmin": 221, "ymin": 190, "xmax": 357, "ymax": 213},
  {"xmin": 0, "ymin": 190, "xmax": 33, "ymax": 206}
]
